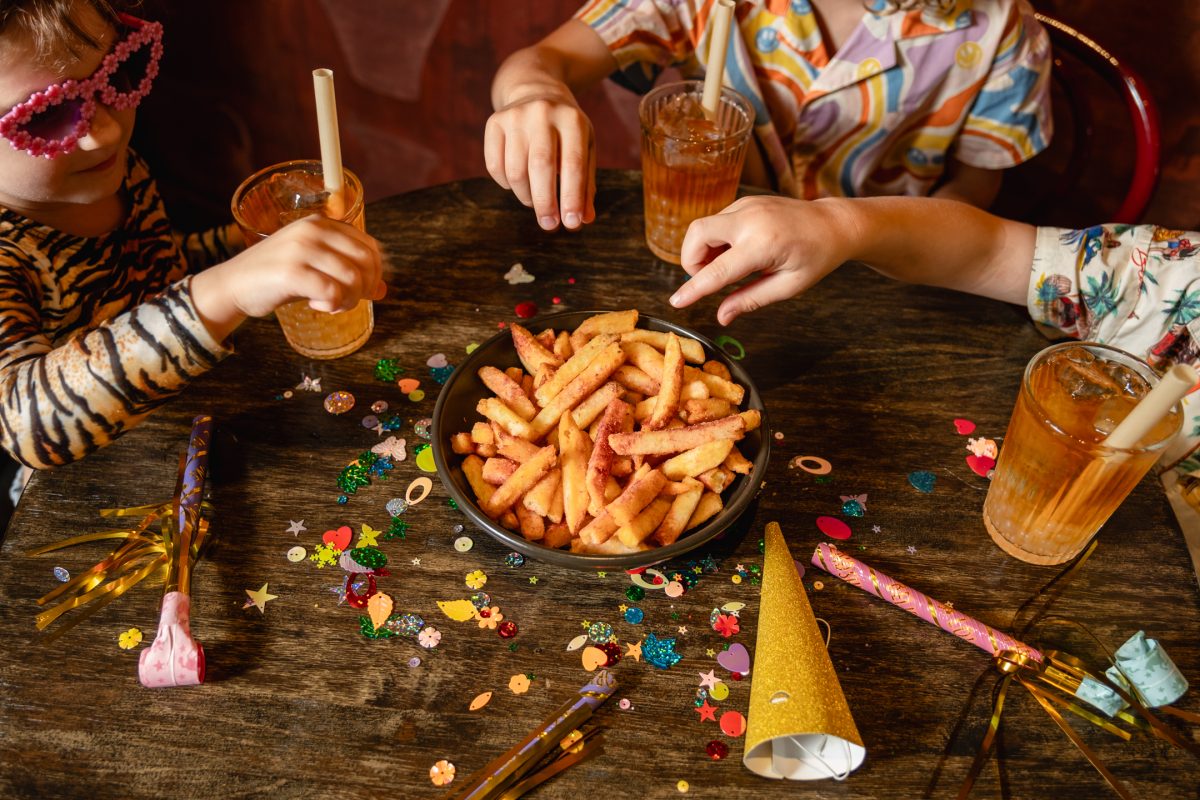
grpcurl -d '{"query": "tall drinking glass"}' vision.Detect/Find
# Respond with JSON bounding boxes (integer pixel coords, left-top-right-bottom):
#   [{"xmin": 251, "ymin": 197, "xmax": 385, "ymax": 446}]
[
  {"xmin": 983, "ymin": 342, "xmax": 1182, "ymax": 565},
  {"xmin": 231, "ymin": 160, "xmax": 374, "ymax": 359},
  {"xmin": 639, "ymin": 81, "xmax": 753, "ymax": 265}
]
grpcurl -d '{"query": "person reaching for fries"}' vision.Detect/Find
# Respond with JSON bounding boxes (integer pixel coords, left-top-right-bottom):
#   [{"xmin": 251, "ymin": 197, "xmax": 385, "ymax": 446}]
[{"xmin": 450, "ymin": 311, "xmax": 761, "ymax": 554}]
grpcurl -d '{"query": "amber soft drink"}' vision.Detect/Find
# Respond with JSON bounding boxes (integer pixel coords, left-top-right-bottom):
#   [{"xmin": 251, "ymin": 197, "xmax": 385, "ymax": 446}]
[
  {"xmin": 639, "ymin": 81, "xmax": 753, "ymax": 264},
  {"xmin": 983, "ymin": 343, "xmax": 1182, "ymax": 565},
  {"xmin": 231, "ymin": 160, "xmax": 374, "ymax": 359}
]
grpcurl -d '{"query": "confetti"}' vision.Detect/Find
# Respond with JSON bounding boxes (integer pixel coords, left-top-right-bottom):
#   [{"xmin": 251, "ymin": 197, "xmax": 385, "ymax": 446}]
[
  {"xmin": 372, "ymin": 436, "xmax": 407, "ymax": 462},
  {"xmin": 296, "ymin": 375, "xmax": 321, "ymax": 392},
  {"xmin": 385, "ymin": 518, "xmax": 409, "ymax": 540},
  {"xmin": 816, "ymin": 516, "xmax": 852, "ymax": 540},
  {"xmin": 286, "ymin": 546, "xmax": 307, "ymax": 562},
  {"xmin": 713, "ymin": 334, "xmax": 745, "ymax": 360},
  {"xmin": 470, "ymin": 592, "xmax": 492, "ymax": 609},
  {"xmin": 438, "ymin": 600, "xmax": 477, "ymax": 622},
  {"xmin": 361, "ymin": 414, "xmax": 379, "ymax": 429},
  {"xmin": 618, "ymin": 698, "xmax": 632, "ymax": 710},
  {"xmin": 385, "ymin": 498, "xmax": 409, "ymax": 517},
  {"xmin": 368, "ymin": 592, "xmax": 394, "ymax": 632},
  {"xmin": 465, "ymin": 342, "xmax": 479, "ymax": 354},
  {"xmin": 413, "ymin": 418, "xmax": 433, "ymax": 439},
  {"xmin": 243, "ymin": 583, "xmax": 279, "ymax": 613},
  {"xmin": 415, "ymin": 447, "xmax": 437, "ymax": 473},
  {"xmin": 713, "ymin": 613, "xmax": 740, "ymax": 638},
  {"xmin": 719, "ymin": 710, "xmax": 747, "ymax": 737},
  {"xmin": 323, "ymin": 526, "xmax": 353, "ymax": 551},
  {"xmin": 709, "ymin": 682, "xmax": 730, "ymax": 702},
  {"xmin": 515, "ymin": 300, "xmax": 538, "ymax": 319},
  {"xmin": 587, "ymin": 621, "xmax": 614, "ymax": 643},
  {"xmin": 625, "ymin": 586, "xmax": 645, "ymax": 602},
  {"xmin": 716, "ymin": 642, "xmax": 750, "ymax": 675},
  {"xmin": 286, "ymin": 520, "xmax": 307, "ymax": 536},
  {"xmin": 323, "ymin": 390, "xmax": 355, "ymax": 414},
  {"xmin": 643, "ymin": 633, "xmax": 682, "ymax": 670},
  {"xmin": 968, "ymin": 437, "xmax": 999, "ymax": 459},
  {"xmin": 677, "ymin": 780, "xmax": 689, "ymax": 793},
  {"xmin": 566, "ymin": 634, "xmax": 588, "ymax": 651},
  {"xmin": 118, "ymin": 628, "xmax": 142, "ymax": 650},
  {"xmin": 966, "ymin": 454, "xmax": 996, "ymax": 477},
  {"xmin": 498, "ymin": 620, "xmax": 518, "ymax": 639},
  {"xmin": 695, "ymin": 700, "xmax": 718, "ymax": 722},
  {"xmin": 397, "ymin": 377, "xmax": 420, "ymax": 394},
  {"xmin": 581, "ymin": 646, "xmax": 608, "ymax": 671},
  {"xmin": 790, "ymin": 455, "xmax": 832, "ymax": 475},
  {"xmin": 466, "ymin": 570, "xmax": 488, "ymax": 590},
  {"xmin": 309, "ymin": 543, "xmax": 340, "ymax": 568},
  {"xmin": 406, "ymin": 476, "xmax": 433, "ymax": 505},
  {"xmin": 665, "ymin": 581, "xmax": 685, "ymax": 598},
  {"xmin": 374, "ymin": 358, "xmax": 405, "ymax": 382},
  {"xmin": 908, "ymin": 471, "xmax": 937, "ymax": 493},
  {"xmin": 623, "ymin": 607, "xmax": 644, "ymax": 624},
  {"xmin": 430, "ymin": 365, "xmax": 454, "ymax": 385},
  {"xmin": 52, "ymin": 566, "xmax": 70, "ymax": 582},
  {"xmin": 430, "ymin": 760, "xmax": 455, "ymax": 787},
  {"xmin": 356, "ymin": 524, "xmax": 381, "ymax": 548},
  {"xmin": 427, "ymin": 353, "xmax": 449, "ymax": 368},
  {"xmin": 698, "ymin": 670, "xmax": 719, "ymax": 690},
  {"xmin": 625, "ymin": 641, "xmax": 642, "ymax": 662},
  {"xmin": 475, "ymin": 606, "xmax": 504, "ymax": 630},
  {"xmin": 504, "ymin": 552, "xmax": 526, "ymax": 568},
  {"xmin": 841, "ymin": 499, "xmax": 865, "ymax": 517},
  {"xmin": 418, "ymin": 626, "xmax": 442, "ymax": 648},
  {"xmin": 454, "ymin": 536, "xmax": 474, "ymax": 553},
  {"xmin": 371, "ymin": 400, "xmax": 389, "ymax": 413},
  {"xmin": 504, "ymin": 262, "xmax": 536, "ymax": 284},
  {"xmin": 508, "ymin": 673, "xmax": 531, "ymax": 694},
  {"xmin": 953, "ymin": 418, "xmax": 977, "ymax": 435},
  {"xmin": 706, "ymin": 740, "xmax": 730, "ymax": 760},
  {"xmin": 470, "ymin": 691, "xmax": 493, "ymax": 711}
]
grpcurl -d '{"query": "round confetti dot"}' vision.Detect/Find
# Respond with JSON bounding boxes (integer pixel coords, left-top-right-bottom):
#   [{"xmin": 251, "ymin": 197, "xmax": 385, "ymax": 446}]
[
  {"xmin": 287, "ymin": 546, "xmax": 307, "ymax": 562},
  {"xmin": 454, "ymin": 536, "xmax": 474, "ymax": 553},
  {"xmin": 371, "ymin": 400, "xmax": 389, "ymax": 413},
  {"xmin": 498, "ymin": 620, "xmax": 519, "ymax": 639},
  {"xmin": 706, "ymin": 740, "xmax": 730, "ymax": 760},
  {"xmin": 470, "ymin": 591, "xmax": 492, "ymax": 609},
  {"xmin": 813, "ymin": 580, "xmax": 825, "ymax": 591},
  {"xmin": 283, "ymin": 390, "xmax": 293, "ymax": 399},
  {"xmin": 465, "ymin": 343, "xmax": 479, "ymax": 354},
  {"xmin": 816, "ymin": 515, "xmax": 852, "ymax": 540},
  {"xmin": 336, "ymin": 495, "xmax": 348, "ymax": 505},
  {"xmin": 719, "ymin": 710, "xmax": 747, "ymax": 737},
  {"xmin": 841, "ymin": 499, "xmax": 865, "ymax": 517},
  {"xmin": 323, "ymin": 390, "xmax": 355, "ymax": 415},
  {"xmin": 408, "ymin": 657, "xmax": 422, "ymax": 668},
  {"xmin": 430, "ymin": 760, "xmax": 455, "ymax": 787},
  {"xmin": 731, "ymin": 574, "xmax": 742, "ymax": 584},
  {"xmin": 710, "ymin": 682, "xmax": 731, "ymax": 702},
  {"xmin": 361, "ymin": 414, "xmax": 379, "ymax": 429},
  {"xmin": 623, "ymin": 607, "xmax": 644, "ymax": 624},
  {"xmin": 515, "ymin": 301, "xmax": 538, "ymax": 319},
  {"xmin": 505, "ymin": 552, "xmax": 526, "ymax": 568},
  {"xmin": 415, "ymin": 446, "xmax": 437, "ymax": 473},
  {"xmin": 790, "ymin": 455, "xmax": 831, "ymax": 474},
  {"xmin": 587, "ymin": 621, "xmax": 614, "ymax": 643},
  {"xmin": 552, "ymin": 296, "xmax": 561, "ymax": 304},
  {"xmin": 386, "ymin": 497, "xmax": 409, "ymax": 517},
  {"xmin": 453, "ymin": 523, "xmax": 464, "ymax": 533},
  {"xmin": 677, "ymin": 780, "xmax": 689, "ymax": 793},
  {"xmin": 618, "ymin": 698, "xmax": 632, "ymax": 710},
  {"xmin": 407, "ymin": 389, "xmax": 425, "ymax": 402},
  {"xmin": 773, "ymin": 431, "xmax": 784, "ymax": 440},
  {"xmin": 625, "ymin": 585, "xmax": 645, "ymax": 602},
  {"xmin": 52, "ymin": 566, "xmax": 70, "ymax": 582}
]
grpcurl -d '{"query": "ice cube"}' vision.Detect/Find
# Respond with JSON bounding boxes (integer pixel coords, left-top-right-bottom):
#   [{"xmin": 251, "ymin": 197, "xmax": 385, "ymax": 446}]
[{"xmin": 266, "ymin": 171, "xmax": 328, "ymax": 214}]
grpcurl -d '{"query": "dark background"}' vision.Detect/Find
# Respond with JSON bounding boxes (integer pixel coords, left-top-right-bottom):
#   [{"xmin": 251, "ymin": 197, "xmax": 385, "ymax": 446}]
[{"xmin": 131, "ymin": 0, "xmax": 1200, "ymax": 232}]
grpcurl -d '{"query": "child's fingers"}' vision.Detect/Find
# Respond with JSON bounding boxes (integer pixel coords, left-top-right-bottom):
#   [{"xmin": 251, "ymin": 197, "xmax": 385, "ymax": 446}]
[
  {"xmin": 584, "ymin": 136, "xmax": 597, "ymax": 223},
  {"xmin": 679, "ymin": 214, "xmax": 736, "ymax": 274},
  {"xmin": 503, "ymin": 130, "xmax": 534, "ymax": 208},
  {"xmin": 715, "ymin": 271, "xmax": 805, "ymax": 326},
  {"xmin": 557, "ymin": 122, "xmax": 588, "ymax": 230},
  {"xmin": 669, "ymin": 247, "xmax": 757, "ymax": 309},
  {"xmin": 526, "ymin": 130, "xmax": 559, "ymax": 230},
  {"xmin": 484, "ymin": 117, "xmax": 511, "ymax": 190}
]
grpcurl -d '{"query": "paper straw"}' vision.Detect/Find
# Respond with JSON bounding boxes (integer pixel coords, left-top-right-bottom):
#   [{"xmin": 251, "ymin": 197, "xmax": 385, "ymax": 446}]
[
  {"xmin": 1101, "ymin": 363, "xmax": 1197, "ymax": 450},
  {"xmin": 701, "ymin": 0, "xmax": 735, "ymax": 120},
  {"xmin": 312, "ymin": 68, "xmax": 345, "ymax": 216},
  {"xmin": 811, "ymin": 543, "xmax": 1043, "ymax": 662}
]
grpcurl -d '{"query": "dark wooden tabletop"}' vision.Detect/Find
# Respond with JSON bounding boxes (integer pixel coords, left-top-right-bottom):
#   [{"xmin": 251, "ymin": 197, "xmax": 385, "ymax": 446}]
[{"xmin": 1, "ymin": 171, "xmax": 1197, "ymax": 800}]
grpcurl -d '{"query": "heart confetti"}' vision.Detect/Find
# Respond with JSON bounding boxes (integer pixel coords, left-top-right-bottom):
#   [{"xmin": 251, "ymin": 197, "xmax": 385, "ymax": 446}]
[
  {"xmin": 323, "ymin": 526, "xmax": 352, "ymax": 551},
  {"xmin": 716, "ymin": 643, "xmax": 751, "ymax": 676},
  {"xmin": 966, "ymin": 454, "xmax": 996, "ymax": 477},
  {"xmin": 426, "ymin": 353, "xmax": 448, "ymax": 368},
  {"xmin": 581, "ymin": 646, "xmax": 609, "ymax": 671},
  {"xmin": 908, "ymin": 471, "xmax": 937, "ymax": 493},
  {"xmin": 953, "ymin": 418, "xmax": 976, "ymax": 435}
]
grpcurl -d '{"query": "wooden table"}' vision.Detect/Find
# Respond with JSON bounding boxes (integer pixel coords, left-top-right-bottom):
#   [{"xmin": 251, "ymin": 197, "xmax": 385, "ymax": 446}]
[{"xmin": 1, "ymin": 172, "xmax": 1196, "ymax": 799}]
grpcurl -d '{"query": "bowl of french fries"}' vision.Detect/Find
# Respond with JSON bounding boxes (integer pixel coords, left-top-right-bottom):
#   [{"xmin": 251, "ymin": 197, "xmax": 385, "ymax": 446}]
[{"xmin": 432, "ymin": 309, "xmax": 768, "ymax": 569}]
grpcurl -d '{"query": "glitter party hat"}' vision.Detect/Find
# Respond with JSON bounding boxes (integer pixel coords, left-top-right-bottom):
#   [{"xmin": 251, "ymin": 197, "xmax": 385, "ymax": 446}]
[{"xmin": 743, "ymin": 522, "xmax": 865, "ymax": 780}]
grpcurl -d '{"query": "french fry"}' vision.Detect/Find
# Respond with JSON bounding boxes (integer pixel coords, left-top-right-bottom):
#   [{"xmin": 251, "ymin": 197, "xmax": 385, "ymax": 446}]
[
  {"xmin": 681, "ymin": 380, "xmax": 709, "ymax": 401},
  {"xmin": 510, "ymin": 322, "xmax": 561, "ymax": 378},
  {"xmin": 613, "ymin": 365, "xmax": 660, "ymax": 396},
  {"xmin": 536, "ymin": 328, "xmax": 556, "ymax": 348},
  {"xmin": 571, "ymin": 535, "xmax": 648, "ymax": 555},
  {"xmin": 702, "ymin": 359, "xmax": 732, "ymax": 381},
  {"xmin": 543, "ymin": 522, "xmax": 573, "ymax": 549},
  {"xmin": 474, "ymin": 442, "xmax": 498, "ymax": 458},
  {"xmin": 528, "ymin": 342, "xmax": 626, "ymax": 439},
  {"xmin": 451, "ymin": 432, "xmax": 474, "ymax": 454},
  {"xmin": 646, "ymin": 332, "xmax": 683, "ymax": 431},
  {"xmin": 685, "ymin": 366, "xmax": 744, "ymax": 404},
  {"xmin": 462, "ymin": 455, "xmax": 495, "ymax": 506},
  {"xmin": 559, "ymin": 412, "xmax": 592, "ymax": 535},
  {"xmin": 633, "ymin": 396, "xmax": 656, "ymax": 422},
  {"xmin": 620, "ymin": 340, "xmax": 664, "ymax": 381},
  {"xmin": 515, "ymin": 503, "xmax": 545, "ymax": 541},
  {"xmin": 535, "ymin": 333, "xmax": 617, "ymax": 407},
  {"xmin": 653, "ymin": 478, "xmax": 704, "ymax": 546},
  {"xmin": 606, "ymin": 467, "xmax": 668, "ymax": 528},
  {"xmin": 739, "ymin": 409, "xmax": 762, "ymax": 432},
  {"xmin": 523, "ymin": 468, "xmax": 559, "ymax": 518},
  {"xmin": 620, "ymin": 329, "xmax": 705, "ymax": 363},
  {"xmin": 697, "ymin": 465, "xmax": 734, "ymax": 493},
  {"xmin": 587, "ymin": 398, "xmax": 632, "ymax": 517},
  {"xmin": 505, "ymin": 366, "xmax": 524, "ymax": 384},
  {"xmin": 499, "ymin": 510, "xmax": 519, "ymax": 531},
  {"xmin": 493, "ymin": 428, "xmax": 541, "ymax": 462},
  {"xmin": 611, "ymin": 456, "xmax": 633, "ymax": 477},
  {"xmin": 548, "ymin": 478, "xmax": 564, "ymax": 524},
  {"xmin": 554, "ymin": 330, "xmax": 573, "ymax": 360},
  {"xmin": 609, "ymin": 415, "xmax": 745, "ymax": 456},
  {"xmin": 477, "ymin": 397, "xmax": 535, "ymax": 439},
  {"xmin": 661, "ymin": 439, "xmax": 734, "ymax": 480},
  {"xmin": 483, "ymin": 445, "xmax": 556, "ymax": 517},
  {"xmin": 479, "ymin": 366, "xmax": 538, "ymax": 421},
  {"xmin": 570, "ymin": 310, "xmax": 638, "ymax": 352},
  {"xmin": 470, "ymin": 422, "xmax": 495, "ymax": 446},
  {"xmin": 686, "ymin": 491, "xmax": 724, "ymax": 530},
  {"xmin": 681, "ymin": 398, "xmax": 734, "ymax": 424},
  {"xmin": 615, "ymin": 497, "xmax": 673, "ymax": 548},
  {"xmin": 570, "ymin": 380, "xmax": 623, "ymax": 429},
  {"xmin": 522, "ymin": 373, "xmax": 536, "ymax": 398},
  {"xmin": 724, "ymin": 446, "xmax": 754, "ymax": 475},
  {"xmin": 579, "ymin": 510, "xmax": 618, "ymax": 545},
  {"xmin": 482, "ymin": 457, "xmax": 518, "ymax": 485}
]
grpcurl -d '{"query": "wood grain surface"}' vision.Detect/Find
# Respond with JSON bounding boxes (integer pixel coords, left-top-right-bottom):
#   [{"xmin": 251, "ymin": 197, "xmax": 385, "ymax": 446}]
[{"xmin": 0, "ymin": 172, "xmax": 1196, "ymax": 799}]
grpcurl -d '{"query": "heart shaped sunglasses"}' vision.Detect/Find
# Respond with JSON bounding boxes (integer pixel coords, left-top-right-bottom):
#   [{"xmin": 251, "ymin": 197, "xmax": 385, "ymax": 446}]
[{"xmin": 0, "ymin": 13, "xmax": 163, "ymax": 159}]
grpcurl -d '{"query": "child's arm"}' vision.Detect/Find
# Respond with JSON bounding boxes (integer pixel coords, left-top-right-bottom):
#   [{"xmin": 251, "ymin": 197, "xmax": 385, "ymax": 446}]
[
  {"xmin": 486, "ymin": 19, "xmax": 618, "ymax": 231},
  {"xmin": 174, "ymin": 223, "xmax": 245, "ymax": 270},
  {"xmin": 669, "ymin": 195, "xmax": 1034, "ymax": 325}
]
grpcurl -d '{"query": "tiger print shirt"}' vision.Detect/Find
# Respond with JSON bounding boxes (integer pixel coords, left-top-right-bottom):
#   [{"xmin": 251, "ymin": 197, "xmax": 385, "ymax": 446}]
[{"xmin": 0, "ymin": 150, "xmax": 236, "ymax": 469}]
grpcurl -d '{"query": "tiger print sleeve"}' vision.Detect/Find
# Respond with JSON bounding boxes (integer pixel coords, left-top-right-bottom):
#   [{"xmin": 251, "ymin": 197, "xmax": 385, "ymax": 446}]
[
  {"xmin": 0, "ymin": 244, "xmax": 232, "ymax": 469},
  {"xmin": 176, "ymin": 223, "xmax": 244, "ymax": 270}
]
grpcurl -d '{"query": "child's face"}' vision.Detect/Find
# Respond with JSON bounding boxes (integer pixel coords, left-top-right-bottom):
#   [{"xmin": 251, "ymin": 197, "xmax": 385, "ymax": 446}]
[{"xmin": 0, "ymin": 5, "xmax": 135, "ymax": 213}]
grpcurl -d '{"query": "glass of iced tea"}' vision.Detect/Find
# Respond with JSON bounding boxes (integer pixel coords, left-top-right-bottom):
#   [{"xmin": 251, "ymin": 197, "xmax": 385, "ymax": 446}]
[
  {"xmin": 639, "ymin": 80, "xmax": 753, "ymax": 265},
  {"xmin": 231, "ymin": 160, "xmax": 374, "ymax": 359},
  {"xmin": 983, "ymin": 342, "xmax": 1182, "ymax": 565}
]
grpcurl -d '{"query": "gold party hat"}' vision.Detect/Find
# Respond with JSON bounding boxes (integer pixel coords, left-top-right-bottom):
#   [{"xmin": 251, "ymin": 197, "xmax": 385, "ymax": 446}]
[{"xmin": 743, "ymin": 522, "xmax": 865, "ymax": 780}]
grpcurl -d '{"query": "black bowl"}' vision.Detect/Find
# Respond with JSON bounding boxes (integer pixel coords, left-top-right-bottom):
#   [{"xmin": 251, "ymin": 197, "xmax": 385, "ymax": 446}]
[{"xmin": 432, "ymin": 310, "xmax": 769, "ymax": 569}]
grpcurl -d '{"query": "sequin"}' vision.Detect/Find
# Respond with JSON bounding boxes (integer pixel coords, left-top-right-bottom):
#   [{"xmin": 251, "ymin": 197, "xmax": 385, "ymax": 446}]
[
  {"xmin": 841, "ymin": 499, "xmax": 865, "ymax": 517},
  {"xmin": 361, "ymin": 414, "xmax": 379, "ymax": 429},
  {"xmin": 408, "ymin": 656, "xmax": 422, "ymax": 668},
  {"xmin": 287, "ymin": 546, "xmax": 306, "ymax": 562},
  {"xmin": 395, "ymin": 613, "xmax": 426, "ymax": 637},
  {"xmin": 52, "ymin": 566, "xmax": 70, "ymax": 582},
  {"xmin": 712, "ymin": 335, "xmax": 745, "ymax": 360},
  {"xmin": 466, "ymin": 570, "xmax": 488, "ymax": 589},
  {"xmin": 371, "ymin": 400, "xmax": 389, "ymax": 413},
  {"xmin": 587, "ymin": 622, "xmax": 614, "ymax": 643},
  {"xmin": 408, "ymin": 390, "xmax": 425, "ymax": 402},
  {"xmin": 454, "ymin": 536, "xmax": 474, "ymax": 553},
  {"xmin": 429, "ymin": 760, "xmax": 455, "ymax": 787},
  {"xmin": 430, "ymin": 365, "xmax": 455, "ymax": 384},
  {"xmin": 386, "ymin": 498, "xmax": 409, "ymax": 517},
  {"xmin": 498, "ymin": 620, "xmax": 518, "ymax": 639},
  {"xmin": 374, "ymin": 358, "xmax": 405, "ymax": 382},
  {"xmin": 385, "ymin": 518, "xmax": 409, "ymax": 540},
  {"xmin": 504, "ymin": 552, "xmax": 526, "ymax": 568},
  {"xmin": 625, "ymin": 585, "xmax": 645, "ymax": 602},
  {"xmin": 323, "ymin": 390, "xmax": 355, "ymax": 414},
  {"xmin": 599, "ymin": 641, "xmax": 622, "ymax": 666},
  {"xmin": 469, "ymin": 592, "xmax": 492, "ymax": 609},
  {"xmin": 706, "ymin": 740, "xmax": 730, "ymax": 760},
  {"xmin": 418, "ymin": 627, "xmax": 442, "ymax": 648},
  {"xmin": 413, "ymin": 418, "xmax": 433, "ymax": 439},
  {"xmin": 349, "ymin": 547, "xmax": 388, "ymax": 570},
  {"xmin": 908, "ymin": 470, "xmax": 937, "ymax": 493},
  {"xmin": 643, "ymin": 633, "xmax": 682, "ymax": 670},
  {"xmin": 515, "ymin": 301, "xmax": 538, "ymax": 318},
  {"xmin": 623, "ymin": 607, "xmax": 644, "ymax": 624},
  {"xmin": 618, "ymin": 698, "xmax": 632, "ymax": 710}
]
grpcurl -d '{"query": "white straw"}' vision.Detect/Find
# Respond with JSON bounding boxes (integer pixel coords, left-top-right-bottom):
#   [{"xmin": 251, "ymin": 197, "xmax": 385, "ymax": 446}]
[
  {"xmin": 312, "ymin": 68, "xmax": 344, "ymax": 200},
  {"xmin": 701, "ymin": 0, "xmax": 735, "ymax": 120},
  {"xmin": 1102, "ymin": 363, "xmax": 1197, "ymax": 450}
]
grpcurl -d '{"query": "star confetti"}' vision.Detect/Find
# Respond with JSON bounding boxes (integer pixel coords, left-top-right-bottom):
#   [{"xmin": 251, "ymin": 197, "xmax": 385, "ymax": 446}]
[
  {"xmin": 244, "ymin": 583, "xmax": 279, "ymax": 613},
  {"xmin": 625, "ymin": 641, "xmax": 642, "ymax": 662},
  {"xmin": 698, "ymin": 670, "xmax": 719, "ymax": 690},
  {"xmin": 286, "ymin": 520, "xmax": 306, "ymax": 536},
  {"xmin": 643, "ymin": 633, "xmax": 682, "ymax": 670},
  {"xmin": 695, "ymin": 700, "xmax": 718, "ymax": 723}
]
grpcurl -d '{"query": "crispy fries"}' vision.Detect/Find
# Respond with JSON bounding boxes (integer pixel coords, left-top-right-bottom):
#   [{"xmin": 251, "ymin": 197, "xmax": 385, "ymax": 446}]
[{"xmin": 452, "ymin": 311, "xmax": 759, "ymax": 554}]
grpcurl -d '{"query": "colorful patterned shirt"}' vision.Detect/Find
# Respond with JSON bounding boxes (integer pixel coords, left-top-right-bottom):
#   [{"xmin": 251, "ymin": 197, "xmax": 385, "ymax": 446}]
[
  {"xmin": 1029, "ymin": 224, "xmax": 1200, "ymax": 578},
  {"xmin": 0, "ymin": 150, "xmax": 235, "ymax": 469},
  {"xmin": 576, "ymin": 0, "xmax": 1053, "ymax": 198}
]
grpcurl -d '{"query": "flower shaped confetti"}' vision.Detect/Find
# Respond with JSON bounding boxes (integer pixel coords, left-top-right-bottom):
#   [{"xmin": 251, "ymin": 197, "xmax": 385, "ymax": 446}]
[
  {"xmin": 418, "ymin": 626, "xmax": 442, "ymax": 649},
  {"xmin": 309, "ymin": 543, "xmax": 341, "ymax": 568},
  {"xmin": 430, "ymin": 760, "xmax": 455, "ymax": 787},
  {"xmin": 118, "ymin": 628, "xmax": 143, "ymax": 650},
  {"xmin": 295, "ymin": 375, "xmax": 321, "ymax": 392},
  {"xmin": 475, "ymin": 606, "xmax": 504, "ymax": 630},
  {"xmin": 465, "ymin": 569, "xmax": 488, "ymax": 590},
  {"xmin": 967, "ymin": 437, "xmax": 999, "ymax": 459},
  {"xmin": 508, "ymin": 673, "xmax": 531, "ymax": 694},
  {"xmin": 713, "ymin": 613, "xmax": 740, "ymax": 638}
]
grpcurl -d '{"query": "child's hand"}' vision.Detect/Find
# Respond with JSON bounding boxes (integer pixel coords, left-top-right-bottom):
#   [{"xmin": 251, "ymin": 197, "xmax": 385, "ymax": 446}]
[
  {"xmin": 191, "ymin": 215, "xmax": 386, "ymax": 342},
  {"xmin": 668, "ymin": 196, "xmax": 853, "ymax": 326},
  {"xmin": 484, "ymin": 88, "xmax": 596, "ymax": 232}
]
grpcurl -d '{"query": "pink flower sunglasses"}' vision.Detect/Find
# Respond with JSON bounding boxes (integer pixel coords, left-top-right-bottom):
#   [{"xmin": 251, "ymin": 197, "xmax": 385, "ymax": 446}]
[{"xmin": 0, "ymin": 13, "xmax": 163, "ymax": 159}]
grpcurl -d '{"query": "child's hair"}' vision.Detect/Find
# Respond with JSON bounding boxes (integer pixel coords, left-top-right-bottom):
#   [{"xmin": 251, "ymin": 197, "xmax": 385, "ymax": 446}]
[{"xmin": 0, "ymin": 0, "xmax": 122, "ymax": 68}]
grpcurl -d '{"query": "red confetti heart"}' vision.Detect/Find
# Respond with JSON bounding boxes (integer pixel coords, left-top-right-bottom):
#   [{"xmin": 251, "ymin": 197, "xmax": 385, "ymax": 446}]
[
  {"xmin": 953, "ymin": 418, "xmax": 976, "ymax": 435},
  {"xmin": 815, "ymin": 515, "xmax": 852, "ymax": 540},
  {"xmin": 323, "ymin": 525, "xmax": 352, "ymax": 551},
  {"xmin": 966, "ymin": 455, "xmax": 995, "ymax": 477},
  {"xmin": 515, "ymin": 301, "xmax": 538, "ymax": 319}
]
